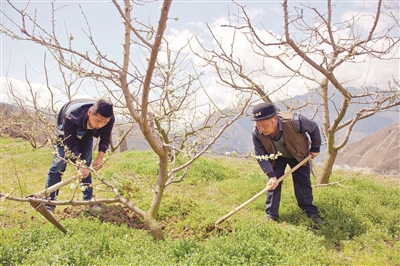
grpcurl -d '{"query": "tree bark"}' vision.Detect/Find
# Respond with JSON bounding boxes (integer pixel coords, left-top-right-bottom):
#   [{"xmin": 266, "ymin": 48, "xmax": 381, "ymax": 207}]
[{"xmin": 318, "ymin": 146, "xmax": 337, "ymax": 184}]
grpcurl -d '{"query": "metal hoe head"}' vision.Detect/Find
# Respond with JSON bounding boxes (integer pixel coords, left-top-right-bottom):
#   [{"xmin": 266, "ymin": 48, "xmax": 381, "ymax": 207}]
[
  {"xmin": 28, "ymin": 195, "xmax": 68, "ymax": 234},
  {"xmin": 26, "ymin": 174, "xmax": 82, "ymax": 234}
]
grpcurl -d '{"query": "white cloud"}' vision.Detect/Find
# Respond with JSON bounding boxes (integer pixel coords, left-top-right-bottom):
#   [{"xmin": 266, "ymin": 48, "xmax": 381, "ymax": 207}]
[{"xmin": 0, "ymin": 76, "xmax": 90, "ymax": 109}]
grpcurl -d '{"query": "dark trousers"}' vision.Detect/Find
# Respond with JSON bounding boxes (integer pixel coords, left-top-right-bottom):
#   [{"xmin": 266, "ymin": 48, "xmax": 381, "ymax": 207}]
[
  {"xmin": 266, "ymin": 157, "xmax": 318, "ymax": 220},
  {"xmin": 45, "ymin": 137, "xmax": 94, "ymax": 201}
]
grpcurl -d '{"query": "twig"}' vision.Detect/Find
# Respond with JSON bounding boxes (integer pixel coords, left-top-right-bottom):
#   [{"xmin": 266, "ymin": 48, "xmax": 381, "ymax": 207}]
[
  {"xmin": 10, "ymin": 152, "xmax": 24, "ymax": 197},
  {"xmin": 313, "ymin": 176, "xmax": 356, "ymax": 188}
]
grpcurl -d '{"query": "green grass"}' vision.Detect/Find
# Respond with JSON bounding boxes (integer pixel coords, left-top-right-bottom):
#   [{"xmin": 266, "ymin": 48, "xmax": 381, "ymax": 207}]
[{"xmin": 1, "ymin": 137, "xmax": 399, "ymax": 265}]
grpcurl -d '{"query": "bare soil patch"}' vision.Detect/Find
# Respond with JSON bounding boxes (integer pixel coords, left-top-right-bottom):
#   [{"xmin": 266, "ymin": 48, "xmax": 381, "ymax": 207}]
[{"xmin": 58, "ymin": 204, "xmax": 147, "ymax": 230}]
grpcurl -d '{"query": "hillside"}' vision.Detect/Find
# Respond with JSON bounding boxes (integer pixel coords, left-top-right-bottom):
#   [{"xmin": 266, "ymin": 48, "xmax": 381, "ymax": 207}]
[
  {"xmin": 335, "ymin": 123, "xmax": 400, "ymax": 176},
  {"xmin": 1, "ymin": 137, "xmax": 399, "ymax": 265}
]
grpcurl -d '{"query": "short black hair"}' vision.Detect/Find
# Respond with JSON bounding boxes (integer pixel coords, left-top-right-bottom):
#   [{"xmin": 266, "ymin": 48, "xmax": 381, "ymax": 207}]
[{"xmin": 91, "ymin": 99, "xmax": 113, "ymax": 118}]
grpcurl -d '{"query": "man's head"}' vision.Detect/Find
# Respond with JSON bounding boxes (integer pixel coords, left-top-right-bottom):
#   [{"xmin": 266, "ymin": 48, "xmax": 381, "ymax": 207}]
[
  {"xmin": 88, "ymin": 99, "xmax": 113, "ymax": 129},
  {"xmin": 250, "ymin": 102, "xmax": 277, "ymax": 121},
  {"xmin": 251, "ymin": 102, "xmax": 278, "ymax": 135}
]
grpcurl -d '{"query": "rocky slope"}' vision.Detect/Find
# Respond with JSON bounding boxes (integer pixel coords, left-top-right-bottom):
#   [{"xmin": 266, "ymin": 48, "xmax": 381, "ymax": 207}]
[{"xmin": 334, "ymin": 123, "xmax": 400, "ymax": 176}]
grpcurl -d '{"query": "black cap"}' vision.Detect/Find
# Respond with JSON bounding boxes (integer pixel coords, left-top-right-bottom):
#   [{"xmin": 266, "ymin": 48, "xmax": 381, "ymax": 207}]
[{"xmin": 250, "ymin": 103, "xmax": 277, "ymax": 121}]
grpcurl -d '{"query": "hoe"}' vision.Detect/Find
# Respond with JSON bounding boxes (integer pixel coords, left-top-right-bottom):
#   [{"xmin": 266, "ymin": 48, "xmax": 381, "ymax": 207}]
[
  {"xmin": 214, "ymin": 155, "xmax": 312, "ymax": 228},
  {"xmin": 26, "ymin": 173, "xmax": 83, "ymax": 234}
]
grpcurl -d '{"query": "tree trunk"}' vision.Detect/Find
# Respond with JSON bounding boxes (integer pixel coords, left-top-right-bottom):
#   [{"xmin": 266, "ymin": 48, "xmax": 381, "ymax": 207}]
[
  {"xmin": 309, "ymin": 160, "xmax": 320, "ymax": 180},
  {"xmin": 119, "ymin": 130, "xmax": 128, "ymax": 152},
  {"xmin": 318, "ymin": 149, "xmax": 337, "ymax": 184},
  {"xmin": 144, "ymin": 214, "xmax": 164, "ymax": 240},
  {"xmin": 145, "ymin": 153, "xmax": 169, "ymax": 239}
]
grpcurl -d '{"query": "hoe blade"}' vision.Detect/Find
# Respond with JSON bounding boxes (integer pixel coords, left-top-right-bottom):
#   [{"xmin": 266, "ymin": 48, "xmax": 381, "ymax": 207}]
[
  {"xmin": 25, "ymin": 174, "xmax": 82, "ymax": 234},
  {"xmin": 29, "ymin": 201, "xmax": 68, "ymax": 234}
]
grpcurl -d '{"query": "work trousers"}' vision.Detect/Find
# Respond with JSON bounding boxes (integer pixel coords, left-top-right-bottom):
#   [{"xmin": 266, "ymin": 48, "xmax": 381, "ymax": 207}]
[
  {"xmin": 266, "ymin": 157, "xmax": 318, "ymax": 220},
  {"xmin": 45, "ymin": 137, "xmax": 94, "ymax": 201}
]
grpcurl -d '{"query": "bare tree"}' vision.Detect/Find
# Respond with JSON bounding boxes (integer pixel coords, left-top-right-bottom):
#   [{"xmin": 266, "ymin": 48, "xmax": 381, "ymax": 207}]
[
  {"xmin": 0, "ymin": 101, "xmax": 48, "ymax": 149},
  {"xmin": 1, "ymin": 0, "xmax": 251, "ymax": 238},
  {"xmin": 1, "ymin": 54, "xmax": 130, "ymax": 152},
  {"xmin": 1, "ymin": 65, "xmax": 57, "ymax": 149},
  {"xmin": 195, "ymin": 0, "xmax": 400, "ymax": 184}
]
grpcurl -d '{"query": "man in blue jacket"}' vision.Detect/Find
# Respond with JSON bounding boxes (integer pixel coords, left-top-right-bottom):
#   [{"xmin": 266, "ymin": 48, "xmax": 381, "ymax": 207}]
[
  {"xmin": 44, "ymin": 99, "xmax": 115, "ymax": 213},
  {"xmin": 251, "ymin": 102, "xmax": 323, "ymax": 226}
]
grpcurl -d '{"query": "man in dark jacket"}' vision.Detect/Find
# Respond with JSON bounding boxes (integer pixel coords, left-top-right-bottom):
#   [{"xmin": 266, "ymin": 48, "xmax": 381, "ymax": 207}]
[
  {"xmin": 44, "ymin": 99, "xmax": 115, "ymax": 213},
  {"xmin": 251, "ymin": 102, "xmax": 323, "ymax": 225}
]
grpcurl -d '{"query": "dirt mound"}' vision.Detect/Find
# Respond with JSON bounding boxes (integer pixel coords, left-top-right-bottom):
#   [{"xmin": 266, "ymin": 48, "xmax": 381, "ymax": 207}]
[{"xmin": 58, "ymin": 204, "xmax": 146, "ymax": 230}]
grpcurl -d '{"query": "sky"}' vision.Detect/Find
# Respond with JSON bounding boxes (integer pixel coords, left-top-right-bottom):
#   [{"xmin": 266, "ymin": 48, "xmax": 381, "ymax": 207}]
[{"xmin": 1, "ymin": 0, "xmax": 399, "ymax": 109}]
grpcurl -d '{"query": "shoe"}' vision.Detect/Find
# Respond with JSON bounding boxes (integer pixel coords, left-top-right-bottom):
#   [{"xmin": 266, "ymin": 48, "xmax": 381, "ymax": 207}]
[
  {"xmin": 44, "ymin": 204, "xmax": 56, "ymax": 214},
  {"xmin": 266, "ymin": 216, "xmax": 278, "ymax": 222},
  {"xmin": 309, "ymin": 214, "xmax": 325, "ymax": 226},
  {"xmin": 89, "ymin": 204, "xmax": 102, "ymax": 212}
]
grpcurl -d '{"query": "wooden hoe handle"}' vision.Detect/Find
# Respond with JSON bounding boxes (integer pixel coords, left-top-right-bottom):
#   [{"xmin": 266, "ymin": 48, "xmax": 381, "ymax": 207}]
[
  {"xmin": 214, "ymin": 155, "xmax": 312, "ymax": 226},
  {"xmin": 33, "ymin": 173, "xmax": 83, "ymax": 198}
]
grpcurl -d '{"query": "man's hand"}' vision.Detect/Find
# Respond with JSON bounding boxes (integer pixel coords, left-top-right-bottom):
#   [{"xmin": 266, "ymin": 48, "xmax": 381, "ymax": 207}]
[
  {"xmin": 78, "ymin": 165, "xmax": 90, "ymax": 178},
  {"xmin": 92, "ymin": 157, "xmax": 103, "ymax": 170},
  {"xmin": 92, "ymin": 151, "xmax": 106, "ymax": 170},
  {"xmin": 267, "ymin": 177, "xmax": 278, "ymax": 190},
  {"xmin": 310, "ymin": 152, "xmax": 320, "ymax": 159}
]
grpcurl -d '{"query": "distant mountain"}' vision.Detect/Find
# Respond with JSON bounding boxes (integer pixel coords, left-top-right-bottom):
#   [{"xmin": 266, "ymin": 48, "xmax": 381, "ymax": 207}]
[
  {"xmin": 210, "ymin": 88, "xmax": 399, "ymax": 157},
  {"xmin": 334, "ymin": 123, "xmax": 400, "ymax": 175},
  {"xmin": 2, "ymin": 86, "xmax": 398, "ymax": 165}
]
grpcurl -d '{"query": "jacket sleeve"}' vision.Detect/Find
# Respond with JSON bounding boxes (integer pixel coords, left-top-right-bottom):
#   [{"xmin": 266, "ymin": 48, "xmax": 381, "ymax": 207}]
[
  {"xmin": 252, "ymin": 127, "xmax": 276, "ymax": 178},
  {"xmin": 62, "ymin": 116, "xmax": 80, "ymax": 158},
  {"xmin": 298, "ymin": 114, "xmax": 321, "ymax": 153},
  {"xmin": 98, "ymin": 116, "xmax": 115, "ymax": 153}
]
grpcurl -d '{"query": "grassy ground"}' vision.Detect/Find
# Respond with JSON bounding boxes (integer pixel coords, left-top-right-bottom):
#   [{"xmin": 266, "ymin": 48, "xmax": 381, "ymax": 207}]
[{"xmin": 1, "ymin": 137, "xmax": 399, "ymax": 265}]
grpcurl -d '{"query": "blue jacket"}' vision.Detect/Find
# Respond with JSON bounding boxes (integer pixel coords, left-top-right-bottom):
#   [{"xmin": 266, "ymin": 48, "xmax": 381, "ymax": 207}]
[{"xmin": 57, "ymin": 99, "xmax": 115, "ymax": 157}]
